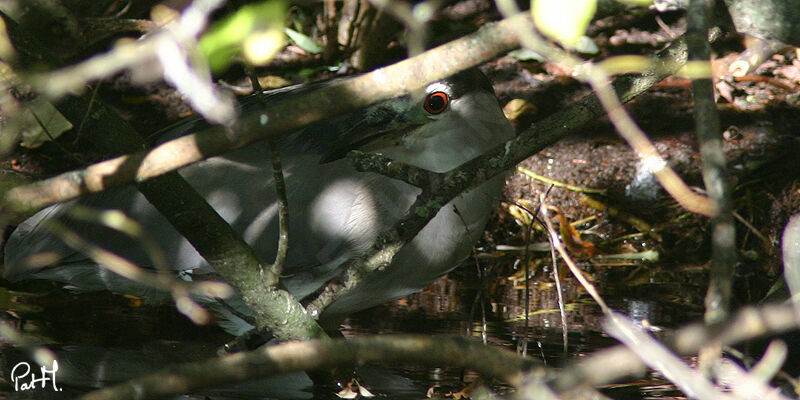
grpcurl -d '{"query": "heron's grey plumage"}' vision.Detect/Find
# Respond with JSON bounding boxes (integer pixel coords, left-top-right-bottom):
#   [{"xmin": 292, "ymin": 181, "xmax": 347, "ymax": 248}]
[{"xmin": 4, "ymin": 69, "xmax": 514, "ymax": 333}]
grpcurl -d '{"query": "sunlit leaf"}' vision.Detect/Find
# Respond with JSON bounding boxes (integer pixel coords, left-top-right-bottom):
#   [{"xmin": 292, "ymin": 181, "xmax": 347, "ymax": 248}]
[
  {"xmin": 503, "ymin": 98, "xmax": 535, "ymax": 121},
  {"xmin": 615, "ymin": 0, "xmax": 653, "ymax": 6},
  {"xmin": 243, "ymin": 29, "xmax": 285, "ymax": 65},
  {"xmin": 532, "ymin": 0, "xmax": 597, "ymax": 49},
  {"xmin": 199, "ymin": 1, "xmax": 287, "ymax": 71}
]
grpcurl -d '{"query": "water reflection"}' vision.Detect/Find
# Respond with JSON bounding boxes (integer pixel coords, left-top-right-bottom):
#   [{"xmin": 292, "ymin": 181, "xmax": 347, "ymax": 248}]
[{"xmin": 0, "ymin": 258, "xmax": 705, "ymax": 398}]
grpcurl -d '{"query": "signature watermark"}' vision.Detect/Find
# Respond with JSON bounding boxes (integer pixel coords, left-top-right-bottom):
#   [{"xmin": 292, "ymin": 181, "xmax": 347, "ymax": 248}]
[{"xmin": 10, "ymin": 360, "xmax": 62, "ymax": 391}]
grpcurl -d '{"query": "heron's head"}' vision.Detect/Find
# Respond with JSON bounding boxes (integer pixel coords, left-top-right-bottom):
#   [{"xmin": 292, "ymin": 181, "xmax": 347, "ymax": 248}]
[{"xmin": 312, "ymin": 69, "xmax": 514, "ymax": 173}]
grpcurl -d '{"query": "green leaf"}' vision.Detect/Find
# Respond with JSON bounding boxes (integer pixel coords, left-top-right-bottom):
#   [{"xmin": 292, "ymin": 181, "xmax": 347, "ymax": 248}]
[
  {"xmin": 532, "ymin": 0, "xmax": 597, "ymax": 49},
  {"xmin": 284, "ymin": 27, "xmax": 323, "ymax": 54},
  {"xmin": 615, "ymin": 0, "xmax": 653, "ymax": 6},
  {"xmin": 199, "ymin": 1, "xmax": 287, "ymax": 71}
]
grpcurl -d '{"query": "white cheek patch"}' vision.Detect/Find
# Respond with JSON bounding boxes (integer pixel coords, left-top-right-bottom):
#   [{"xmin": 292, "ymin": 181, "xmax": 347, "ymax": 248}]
[{"xmin": 425, "ymin": 81, "xmax": 450, "ymax": 95}]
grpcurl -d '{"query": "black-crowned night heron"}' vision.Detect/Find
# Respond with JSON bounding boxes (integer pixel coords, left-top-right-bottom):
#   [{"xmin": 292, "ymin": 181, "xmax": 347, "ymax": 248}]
[{"xmin": 3, "ymin": 69, "xmax": 514, "ymax": 333}]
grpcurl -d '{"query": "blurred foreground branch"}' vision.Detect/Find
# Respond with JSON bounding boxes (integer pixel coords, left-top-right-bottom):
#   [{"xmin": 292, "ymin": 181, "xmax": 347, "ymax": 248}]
[
  {"xmin": 76, "ymin": 302, "xmax": 800, "ymax": 400},
  {"xmin": 21, "ymin": 0, "xmax": 237, "ymax": 124},
  {"xmin": 0, "ymin": 7, "xmax": 327, "ymax": 343},
  {"xmin": 2, "ymin": 13, "xmax": 528, "ymax": 215},
  {"xmin": 553, "ymin": 303, "xmax": 800, "ymax": 395},
  {"xmin": 686, "ymin": 0, "xmax": 736, "ymax": 325},
  {"xmin": 78, "ymin": 335, "xmax": 541, "ymax": 400}
]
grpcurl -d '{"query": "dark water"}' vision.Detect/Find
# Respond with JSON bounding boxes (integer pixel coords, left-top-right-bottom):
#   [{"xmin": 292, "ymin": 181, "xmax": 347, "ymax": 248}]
[{"xmin": 0, "ymin": 255, "xmax": 705, "ymax": 399}]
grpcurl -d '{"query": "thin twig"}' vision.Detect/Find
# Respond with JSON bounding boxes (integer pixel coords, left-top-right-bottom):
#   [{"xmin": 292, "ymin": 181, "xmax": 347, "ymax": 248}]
[
  {"xmin": 538, "ymin": 195, "xmax": 610, "ymax": 314},
  {"xmin": 517, "ymin": 166, "xmax": 606, "ymax": 195},
  {"xmin": 249, "ymin": 70, "xmax": 290, "ymax": 276},
  {"xmin": 585, "ymin": 67, "xmax": 715, "ymax": 217},
  {"xmin": 551, "ymin": 303, "xmax": 800, "ymax": 393},
  {"xmin": 603, "ymin": 312, "xmax": 735, "ymax": 400},
  {"xmin": 686, "ymin": 0, "xmax": 736, "ymax": 325},
  {"xmin": 29, "ymin": 0, "xmax": 235, "ymax": 124},
  {"xmin": 547, "ymin": 209, "xmax": 569, "ymax": 358}
]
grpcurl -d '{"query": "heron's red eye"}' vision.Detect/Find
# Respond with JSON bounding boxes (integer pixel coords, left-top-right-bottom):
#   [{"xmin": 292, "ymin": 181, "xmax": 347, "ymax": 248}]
[{"xmin": 424, "ymin": 91, "xmax": 449, "ymax": 114}]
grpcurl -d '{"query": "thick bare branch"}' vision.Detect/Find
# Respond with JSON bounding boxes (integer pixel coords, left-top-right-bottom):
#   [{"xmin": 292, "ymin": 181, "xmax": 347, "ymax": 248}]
[
  {"xmin": 2, "ymin": 13, "xmax": 529, "ymax": 214},
  {"xmin": 75, "ymin": 303, "xmax": 800, "ymax": 400},
  {"xmin": 77, "ymin": 335, "xmax": 541, "ymax": 400}
]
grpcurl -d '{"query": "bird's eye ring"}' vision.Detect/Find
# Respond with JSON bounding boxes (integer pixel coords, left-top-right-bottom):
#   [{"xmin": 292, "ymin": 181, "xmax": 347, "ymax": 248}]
[{"xmin": 424, "ymin": 91, "xmax": 449, "ymax": 114}]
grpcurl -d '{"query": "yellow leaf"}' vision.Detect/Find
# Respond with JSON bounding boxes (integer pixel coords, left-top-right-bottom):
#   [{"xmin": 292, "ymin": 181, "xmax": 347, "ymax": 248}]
[
  {"xmin": 532, "ymin": 0, "xmax": 597, "ymax": 49},
  {"xmin": 243, "ymin": 29, "xmax": 285, "ymax": 65}
]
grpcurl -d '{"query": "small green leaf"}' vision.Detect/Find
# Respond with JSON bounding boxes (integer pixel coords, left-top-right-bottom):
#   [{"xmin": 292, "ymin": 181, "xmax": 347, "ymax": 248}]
[
  {"xmin": 615, "ymin": 0, "xmax": 653, "ymax": 6},
  {"xmin": 244, "ymin": 29, "xmax": 285, "ymax": 65},
  {"xmin": 199, "ymin": 1, "xmax": 287, "ymax": 71},
  {"xmin": 284, "ymin": 27, "xmax": 323, "ymax": 54},
  {"xmin": 532, "ymin": 0, "xmax": 597, "ymax": 49}
]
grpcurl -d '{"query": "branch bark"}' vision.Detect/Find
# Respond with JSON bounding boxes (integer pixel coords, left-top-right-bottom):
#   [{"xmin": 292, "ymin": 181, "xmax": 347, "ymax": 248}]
[
  {"xmin": 552, "ymin": 303, "xmax": 800, "ymax": 394},
  {"xmin": 687, "ymin": 0, "xmax": 736, "ymax": 325},
  {"xmin": 0, "ymin": 12, "xmax": 529, "ymax": 345},
  {"xmin": 74, "ymin": 303, "xmax": 800, "ymax": 400},
  {"xmin": 2, "ymin": 13, "xmax": 530, "ymax": 214},
  {"xmin": 0, "ymin": 11, "xmax": 327, "ymax": 342},
  {"xmin": 307, "ymin": 31, "xmax": 693, "ymax": 315},
  {"xmin": 77, "ymin": 335, "xmax": 541, "ymax": 400}
]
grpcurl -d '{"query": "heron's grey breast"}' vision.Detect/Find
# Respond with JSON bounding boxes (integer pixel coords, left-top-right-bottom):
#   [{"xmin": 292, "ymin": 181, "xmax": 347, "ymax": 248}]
[
  {"xmin": 3, "ymin": 69, "xmax": 514, "ymax": 323},
  {"xmin": 180, "ymin": 143, "xmax": 423, "ymax": 295}
]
